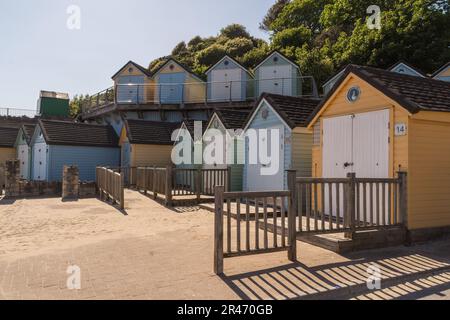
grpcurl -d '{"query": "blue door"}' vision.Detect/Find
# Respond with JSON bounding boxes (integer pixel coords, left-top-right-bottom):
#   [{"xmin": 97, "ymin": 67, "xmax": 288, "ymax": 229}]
[
  {"xmin": 117, "ymin": 76, "xmax": 145, "ymax": 103},
  {"xmin": 159, "ymin": 73, "xmax": 185, "ymax": 104}
]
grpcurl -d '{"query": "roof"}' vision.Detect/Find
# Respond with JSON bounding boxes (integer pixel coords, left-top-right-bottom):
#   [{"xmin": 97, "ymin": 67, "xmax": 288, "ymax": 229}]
[
  {"xmin": 39, "ymin": 91, "xmax": 70, "ymax": 100},
  {"xmin": 151, "ymin": 58, "xmax": 203, "ymax": 81},
  {"xmin": 308, "ymin": 64, "xmax": 450, "ymax": 125},
  {"xmin": 388, "ymin": 60, "xmax": 428, "ymax": 78},
  {"xmin": 246, "ymin": 93, "xmax": 321, "ymax": 129},
  {"xmin": 432, "ymin": 62, "xmax": 450, "ymax": 78},
  {"xmin": 0, "ymin": 127, "xmax": 20, "ymax": 148},
  {"xmin": 322, "ymin": 65, "xmax": 348, "ymax": 88},
  {"xmin": 111, "ymin": 61, "xmax": 152, "ymax": 79},
  {"xmin": 205, "ymin": 55, "xmax": 252, "ymax": 76},
  {"xmin": 21, "ymin": 124, "xmax": 37, "ymax": 144},
  {"xmin": 254, "ymin": 50, "xmax": 300, "ymax": 71},
  {"xmin": 212, "ymin": 108, "xmax": 253, "ymax": 129},
  {"xmin": 38, "ymin": 120, "xmax": 119, "ymax": 148},
  {"xmin": 0, "ymin": 116, "xmax": 38, "ymax": 128},
  {"xmin": 182, "ymin": 119, "xmax": 208, "ymax": 138},
  {"xmin": 124, "ymin": 120, "xmax": 181, "ymax": 145}
]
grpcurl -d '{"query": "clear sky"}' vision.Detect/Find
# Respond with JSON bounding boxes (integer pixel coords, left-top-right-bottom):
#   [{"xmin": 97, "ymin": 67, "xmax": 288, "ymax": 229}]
[{"xmin": 0, "ymin": 0, "xmax": 274, "ymax": 110}]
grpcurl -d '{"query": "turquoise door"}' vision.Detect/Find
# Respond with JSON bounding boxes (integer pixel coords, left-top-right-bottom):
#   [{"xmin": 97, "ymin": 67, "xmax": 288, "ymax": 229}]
[
  {"xmin": 117, "ymin": 76, "xmax": 145, "ymax": 103},
  {"xmin": 159, "ymin": 73, "xmax": 185, "ymax": 104}
]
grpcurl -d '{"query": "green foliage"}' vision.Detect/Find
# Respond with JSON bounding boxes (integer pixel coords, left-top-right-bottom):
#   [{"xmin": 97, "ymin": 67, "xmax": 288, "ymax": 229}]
[
  {"xmin": 69, "ymin": 94, "xmax": 87, "ymax": 118},
  {"xmin": 148, "ymin": 24, "xmax": 269, "ymax": 76}
]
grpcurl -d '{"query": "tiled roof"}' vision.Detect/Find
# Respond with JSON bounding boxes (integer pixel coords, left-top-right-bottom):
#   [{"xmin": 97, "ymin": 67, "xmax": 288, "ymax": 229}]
[
  {"xmin": 250, "ymin": 93, "xmax": 321, "ymax": 129},
  {"xmin": 125, "ymin": 120, "xmax": 181, "ymax": 145},
  {"xmin": 308, "ymin": 65, "xmax": 450, "ymax": 124},
  {"xmin": 0, "ymin": 116, "xmax": 37, "ymax": 128},
  {"xmin": 0, "ymin": 127, "xmax": 20, "ymax": 148},
  {"xmin": 39, "ymin": 120, "xmax": 119, "ymax": 148},
  {"xmin": 22, "ymin": 124, "xmax": 37, "ymax": 144},
  {"xmin": 213, "ymin": 108, "xmax": 253, "ymax": 129},
  {"xmin": 183, "ymin": 119, "xmax": 208, "ymax": 138}
]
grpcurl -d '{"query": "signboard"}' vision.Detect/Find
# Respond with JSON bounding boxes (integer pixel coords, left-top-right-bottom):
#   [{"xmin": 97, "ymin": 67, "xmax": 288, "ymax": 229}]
[{"xmin": 395, "ymin": 123, "xmax": 407, "ymax": 136}]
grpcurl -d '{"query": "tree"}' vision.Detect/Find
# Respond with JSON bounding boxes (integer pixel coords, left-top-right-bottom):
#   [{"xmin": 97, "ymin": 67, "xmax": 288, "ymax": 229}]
[{"xmin": 260, "ymin": 0, "xmax": 291, "ymax": 31}]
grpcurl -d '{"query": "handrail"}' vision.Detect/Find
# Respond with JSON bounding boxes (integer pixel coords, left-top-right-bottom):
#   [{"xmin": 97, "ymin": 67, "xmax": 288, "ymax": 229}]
[{"xmin": 81, "ymin": 76, "xmax": 320, "ymax": 114}]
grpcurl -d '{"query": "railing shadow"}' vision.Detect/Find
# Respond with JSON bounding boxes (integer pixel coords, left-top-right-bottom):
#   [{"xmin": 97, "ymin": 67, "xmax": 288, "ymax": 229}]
[{"xmin": 219, "ymin": 252, "xmax": 450, "ymax": 300}]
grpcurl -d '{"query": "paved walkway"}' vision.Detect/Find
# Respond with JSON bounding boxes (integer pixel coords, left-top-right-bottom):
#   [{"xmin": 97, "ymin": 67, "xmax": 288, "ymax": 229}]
[{"xmin": 0, "ymin": 190, "xmax": 450, "ymax": 300}]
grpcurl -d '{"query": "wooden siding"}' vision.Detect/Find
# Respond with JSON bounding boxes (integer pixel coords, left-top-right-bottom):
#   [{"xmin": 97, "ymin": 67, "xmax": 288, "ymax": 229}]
[
  {"xmin": 130, "ymin": 144, "xmax": 173, "ymax": 167},
  {"xmin": 114, "ymin": 62, "xmax": 155, "ymax": 102},
  {"xmin": 243, "ymin": 100, "xmax": 292, "ymax": 191},
  {"xmin": 0, "ymin": 147, "xmax": 16, "ymax": 165},
  {"xmin": 254, "ymin": 52, "xmax": 301, "ymax": 96},
  {"xmin": 291, "ymin": 132, "xmax": 312, "ymax": 178},
  {"xmin": 48, "ymin": 145, "xmax": 120, "ymax": 182},
  {"xmin": 310, "ymin": 74, "xmax": 410, "ymax": 180},
  {"xmin": 408, "ymin": 117, "xmax": 450, "ymax": 229}
]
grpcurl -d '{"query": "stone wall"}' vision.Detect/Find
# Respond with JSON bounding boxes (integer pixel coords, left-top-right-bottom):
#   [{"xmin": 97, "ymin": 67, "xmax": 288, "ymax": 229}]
[
  {"xmin": 62, "ymin": 166, "xmax": 79, "ymax": 200},
  {"xmin": 3, "ymin": 163, "xmax": 97, "ymax": 199}
]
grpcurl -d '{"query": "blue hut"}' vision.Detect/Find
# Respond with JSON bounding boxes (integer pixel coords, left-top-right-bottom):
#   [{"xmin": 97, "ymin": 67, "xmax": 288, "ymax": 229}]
[
  {"xmin": 205, "ymin": 55, "xmax": 254, "ymax": 102},
  {"xmin": 30, "ymin": 120, "xmax": 120, "ymax": 182}
]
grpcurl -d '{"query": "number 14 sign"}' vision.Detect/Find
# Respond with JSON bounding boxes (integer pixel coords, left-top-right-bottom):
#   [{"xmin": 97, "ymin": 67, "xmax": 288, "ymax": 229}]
[{"xmin": 395, "ymin": 123, "xmax": 407, "ymax": 136}]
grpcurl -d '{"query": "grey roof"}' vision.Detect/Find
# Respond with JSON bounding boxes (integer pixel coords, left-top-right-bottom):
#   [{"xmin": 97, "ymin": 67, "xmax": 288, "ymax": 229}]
[
  {"xmin": 125, "ymin": 120, "xmax": 181, "ymax": 145},
  {"xmin": 0, "ymin": 127, "xmax": 20, "ymax": 148}
]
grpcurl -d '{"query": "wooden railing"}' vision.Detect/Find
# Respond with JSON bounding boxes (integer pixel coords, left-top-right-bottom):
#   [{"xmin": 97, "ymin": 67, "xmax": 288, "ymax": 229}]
[
  {"xmin": 96, "ymin": 167, "xmax": 125, "ymax": 210},
  {"xmin": 289, "ymin": 171, "xmax": 407, "ymax": 236},
  {"xmin": 135, "ymin": 166, "xmax": 230, "ymax": 206},
  {"xmin": 213, "ymin": 186, "xmax": 297, "ymax": 275}
]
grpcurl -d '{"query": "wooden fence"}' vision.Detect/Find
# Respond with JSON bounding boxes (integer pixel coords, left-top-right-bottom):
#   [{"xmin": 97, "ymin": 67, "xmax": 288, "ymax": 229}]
[
  {"xmin": 290, "ymin": 171, "xmax": 407, "ymax": 236},
  {"xmin": 214, "ymin": 186, "xmax": 297, "ymax": 275},
  {"xmin": 135, "ymin": 166, "xmax": 231, "ymax": 206},
  {"xmin": 109, "ymin": 167, "xmax": 138, "ymax": 188},
  {"xmin": 96, "ymin": 167, "xmax": 125, "ymax": 210}
]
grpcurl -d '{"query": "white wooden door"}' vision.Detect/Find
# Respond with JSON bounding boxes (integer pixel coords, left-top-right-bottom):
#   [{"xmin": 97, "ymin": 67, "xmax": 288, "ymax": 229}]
[
  {"xmin": 323, "ymin": 115, "xmax": 353, "ymax": 218},
  {"xmin": 259, "ymin": 65, "xmax": 292, "ymax": 96},
  {"xmin": 211, "ymin": 69, "xmax": 242, "ymax": 101},
  {"xmin": 18, "ymin": 145, "xmax": 28, "ymax": 180},
  {"xmin": 33, "ymin": 143, "xmax": 47, "ymax": 181},
  {"xmin": 322, "ymin": 110, "xmax": 390, "ymax": 219},
  {"xmin": 246, "ymin": 125, "xmax": 285, "ymax": 192}
]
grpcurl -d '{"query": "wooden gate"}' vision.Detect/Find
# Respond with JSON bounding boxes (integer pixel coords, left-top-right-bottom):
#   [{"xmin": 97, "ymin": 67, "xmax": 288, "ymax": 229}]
[
  {"xmin": 96, "ymin": 167, "xmax": 125, "ymax": 210},
  {"xmin": 214, "ymin": 185, "xmax": 297, "ymax": 275}
]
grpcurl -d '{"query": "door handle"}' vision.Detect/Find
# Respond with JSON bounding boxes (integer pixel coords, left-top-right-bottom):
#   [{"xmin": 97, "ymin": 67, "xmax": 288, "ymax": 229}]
[{"xmin": 344, "ymin": 162, "xmax": 354, "ymax": 168}]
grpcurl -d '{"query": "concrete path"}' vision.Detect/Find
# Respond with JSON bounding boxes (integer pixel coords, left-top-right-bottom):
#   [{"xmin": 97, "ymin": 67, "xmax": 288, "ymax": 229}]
[{"xmin": 0, "ymin": 190, "xmax": 449, "ymax": 300}]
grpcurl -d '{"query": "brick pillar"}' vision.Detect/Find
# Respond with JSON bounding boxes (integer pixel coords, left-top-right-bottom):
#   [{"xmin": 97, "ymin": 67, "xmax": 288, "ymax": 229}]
[
  {"xmin": 62, "ymin": 165, "xmax": 79, "ymax": 201},
  {"xmin": 4, "ymin": 160, "xmax": 20, "ymax": 198}
]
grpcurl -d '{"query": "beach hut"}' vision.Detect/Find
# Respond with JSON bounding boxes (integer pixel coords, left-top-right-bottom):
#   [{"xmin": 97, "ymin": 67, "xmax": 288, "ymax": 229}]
[
  {"xmin": 432, "ymin": 62, "xmax": 450, "ymax": 82},
  {"xmin": 307, "ymin": 64, "xmax": 450, "ymax": 237},
  {"xmin": 254, "ymin": 51, "xmax": 302, "ymax": 97},
  {"xmin": 30, "ymin": 120, "xmax": 120, "ymax": 182},
  {"xmin": 242, "ymin": 93, "xmax": 321, "ymax": 192},
  {"xmin": 0, "ymin": 127, "xmax": 20, "ymax": 188},
  {"xmin": 205, "ymin": 55, "xmax": 253, "ymax": 102},
  {"xmin": 112, "ymin": 61, "xmax": 154, "ymax": 104},
  {"xmin": 388, "ymin": 61, "xmax": 427, "ymax": 78},
  {"xmin": 152, "ymin": 58, "xmax": 206, "ymax": 104},
  {"xmin": 203, "ymin": 108, "xmax": 252, "ymax": 191},
  {"xmin": 14, "ymin": 124, "xmax": 36, "ymax": 180},
  {"xmin": 119, "ymin": 120, "xmax": 181, "ymax": 168},
  {"xmin": 173, "ymin": 119, "xmax": 208, "ymax": 168}
]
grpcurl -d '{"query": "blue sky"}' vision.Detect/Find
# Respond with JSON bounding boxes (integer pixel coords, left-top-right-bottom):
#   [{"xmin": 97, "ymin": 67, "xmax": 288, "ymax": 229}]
[{"xmin": 0, "ymin": 0, "xmax": 274, "ymax": 110}]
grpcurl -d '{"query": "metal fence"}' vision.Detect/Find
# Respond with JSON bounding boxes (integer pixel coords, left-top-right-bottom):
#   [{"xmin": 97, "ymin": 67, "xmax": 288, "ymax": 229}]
[
  {"xmin": 81, "ymin": 76, "xmax": 320, "ymax": 114},
  {"xmin": 0, "ymin": 107, "xmax": 37, "ymax": 118}
]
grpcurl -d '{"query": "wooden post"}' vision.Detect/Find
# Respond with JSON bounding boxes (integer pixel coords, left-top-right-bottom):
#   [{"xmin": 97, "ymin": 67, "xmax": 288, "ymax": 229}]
[
  {"xmin": 345, "ymin": 173, "xmax": 356, "ymax": 239},
  {"xmin": 214, "ymin": 186, "xmax": 225, "ymax": 275},
  {"xmin": 196, "ymin": 168, "xmax": 201, "ymax": 204},
  {"xmin": 287, "ymin": 170, "xmax": 297, "ymax": 262},
  {"xmin": 398, "ymin": 172, "xmax": 408, "ymax": 228},
  {"xmin": 227, "ymin": 167, "xmax": 232, "ymax": 192},
  {"xmin": 165, "ymin": 166, "xmax": 173, "ymax": 207},
  {"xmin": 152, "ymin": 166, "xmax": 157, "ymax": 199}
]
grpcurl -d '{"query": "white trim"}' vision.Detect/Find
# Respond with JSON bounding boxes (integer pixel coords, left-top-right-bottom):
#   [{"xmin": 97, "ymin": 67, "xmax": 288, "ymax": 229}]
[
  {"xmin": 432, "ymin": 65, "xmax": 450, "ymax": 79},
  {"xmin": 173, "ymin": 122, "xmax": 192, "ymax": 145},
  {"xmin": 152, "ymin": 59, "xmax": 205, "ymax": 83},
  {"xmin": 389, "ymin": 62, "xmax": 425, "ymax": 78},
  {"xmin": 205, "ymin": 55, "xmax": 252, "ymax": 77},
  {"xmin": 322, "ymin": 69, "xmax": 346, "ymax": 89},
  {"xmin": 243, "ymin": 98, "xmax": 292, "ymax": 133},
  {"xmin": 254, "ymin": 51, "xmax": 299, "ymax": 71}
]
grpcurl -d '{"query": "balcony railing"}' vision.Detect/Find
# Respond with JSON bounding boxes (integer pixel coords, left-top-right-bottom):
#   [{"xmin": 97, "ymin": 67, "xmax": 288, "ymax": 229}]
[
  {"xmin": 0, "ymin": 107, "xmax": 37, "ymax": 118},
  {"xmin": 81, "ymin": 76, "xmax": 319, "ymax": 114}
]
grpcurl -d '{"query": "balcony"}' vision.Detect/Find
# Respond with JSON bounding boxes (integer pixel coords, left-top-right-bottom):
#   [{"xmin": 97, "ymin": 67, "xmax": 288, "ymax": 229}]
[{"xmin": 81, "ymin": 76, "xmax": 319, "ymax": 116}]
